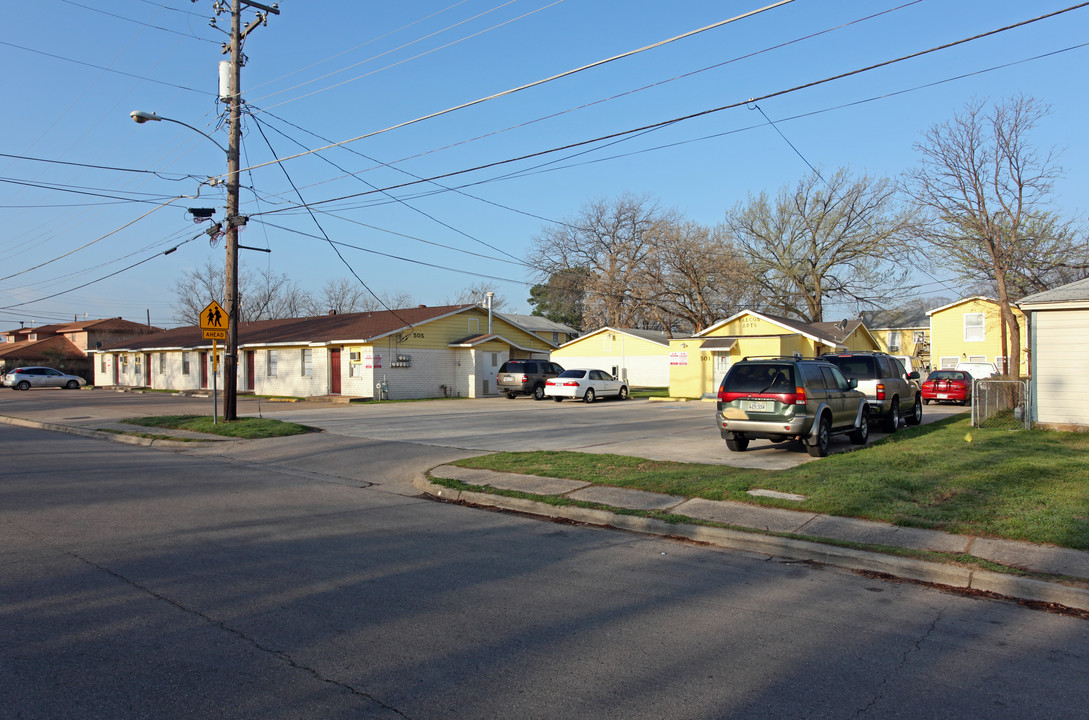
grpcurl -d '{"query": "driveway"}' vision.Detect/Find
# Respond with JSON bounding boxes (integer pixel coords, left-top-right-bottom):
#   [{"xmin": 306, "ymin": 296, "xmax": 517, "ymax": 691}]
[
  {"xmin": 263, "ymin": 396, "xmax": 968, "ymax": 470},
  {"xmin": 0, "ymin": 390, "xmax": 969, "ymax": 470}
]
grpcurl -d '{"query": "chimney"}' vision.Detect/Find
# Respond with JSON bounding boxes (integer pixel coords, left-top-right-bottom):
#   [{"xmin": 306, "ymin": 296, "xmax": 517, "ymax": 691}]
[{"xmin": 486, "ymin": 291, "xmax": 494, "ymax": 335}]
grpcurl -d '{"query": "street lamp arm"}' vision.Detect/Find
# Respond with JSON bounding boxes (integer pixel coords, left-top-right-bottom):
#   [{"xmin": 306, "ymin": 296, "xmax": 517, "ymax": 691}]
[{"xmin": 130, "ymin": 110, "xmax": 228, "ymax": 154}]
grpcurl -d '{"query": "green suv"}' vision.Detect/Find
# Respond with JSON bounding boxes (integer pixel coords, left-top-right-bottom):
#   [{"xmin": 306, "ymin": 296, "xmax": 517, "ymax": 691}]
[
  {"xmin": 716, "ymin": 357, "xmax": 870, "ymax": 457},
  {"xmin": 820, "ymin": 352, "xmax": 922, "ymax": 433}
]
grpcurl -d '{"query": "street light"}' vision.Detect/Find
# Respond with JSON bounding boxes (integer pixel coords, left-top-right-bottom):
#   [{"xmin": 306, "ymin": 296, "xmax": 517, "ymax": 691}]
[
  {"xmin": 131, "ymin": 107, "xmax": 241, "ymax": 421},
  {"xmin": 129, "ymin": 111, "xmax": 228, "ymax": 154}
]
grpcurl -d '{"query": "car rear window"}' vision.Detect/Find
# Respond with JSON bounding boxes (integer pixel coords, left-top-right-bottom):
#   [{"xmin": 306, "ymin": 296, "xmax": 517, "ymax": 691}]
[
  {"xmin": 558, "ymin": 370, "xmax": 587, "ymax": 378},
  {"xmin": 722, "ymin": 364, "xmax": 794, "ymax": 393},
  {"xmin": 825, "ymin": 356, "xmax": 876, "ymax": 380}
]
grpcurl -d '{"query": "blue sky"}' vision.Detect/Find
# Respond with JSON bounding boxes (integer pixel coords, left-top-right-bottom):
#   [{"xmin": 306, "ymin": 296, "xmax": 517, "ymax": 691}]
[{"xmin": 2, "ymin": 0, "xmax": 1086, "ymax": 329}]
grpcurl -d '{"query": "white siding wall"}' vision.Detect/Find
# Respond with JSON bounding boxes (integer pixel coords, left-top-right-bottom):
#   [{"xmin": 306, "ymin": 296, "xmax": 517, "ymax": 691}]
[
  {"xmin": 1033, "ymin": 310, "xmax": 1089, "ymax": 427},
  {"xmin": 550, "ymin": 354, "xmax": 669, "ymax": 386}
]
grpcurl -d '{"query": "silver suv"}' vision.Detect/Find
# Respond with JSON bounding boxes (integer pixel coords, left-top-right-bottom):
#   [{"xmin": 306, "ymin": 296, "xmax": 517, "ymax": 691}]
[
  {"xmin": 820, "ymin": 352, "xmax": 922, "ymax": 433},
  {"xmin": 717, "ymin": 357, "xmax": 870, "ymax": 457}
]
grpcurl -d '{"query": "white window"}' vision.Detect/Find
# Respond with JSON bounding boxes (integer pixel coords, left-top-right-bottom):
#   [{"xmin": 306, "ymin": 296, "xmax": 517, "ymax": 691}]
[
  {"xmin": 182, "ymin": 352, "xmax": 191, "ymax": 376},
  {"xmin": 995, "ymin": 356, "xmax": 1008, "ymax": 374},
  {"xmin": 940, "ymin": 356, "xmax": 959, "ymax": 369},
  {"xmin": 134, "ymin": 355, "xmax": 142, "ymax": 376},
  {"xmin": 887, "ymin": 331, "xmax": 901, "ymax": 351},
  {"xmin": 159, "ymin": 353, "xmax": 166, "ymax": 375},
  {"xmin": 964, "ymin": 313, "xmax": 985, "ymax": 342},
  {"xmin": 552, "ymin": 332, "xmax": 560, "ymax": 345},
  {"xmin": 913, "ymin": 330, "xmax": 926, "ymax": 344},
  {"xmin": 301, "ymin": 348, "xmax": 313, "ymax": 376},
  {"xmin": 100, "ymin": 355, "xmax": 107, "ymax": 372},
  {"xmin": 267, "ymin": 349, "xmax": 278, "ymax": 376}
]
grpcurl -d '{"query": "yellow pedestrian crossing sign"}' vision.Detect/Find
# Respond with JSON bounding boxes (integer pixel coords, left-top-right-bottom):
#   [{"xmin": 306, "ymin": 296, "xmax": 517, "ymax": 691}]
[{"xmin": 200, "ymin": 300, "xmax": 228, "ymax": 340}]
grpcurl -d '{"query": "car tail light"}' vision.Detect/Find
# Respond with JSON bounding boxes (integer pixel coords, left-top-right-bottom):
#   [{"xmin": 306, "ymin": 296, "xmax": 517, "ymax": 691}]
[
  {"xmin": 792, "ymin": 386, "xmax": 806, "ymax": 405},
  {"xmin": 876, "ymin": 382, "xmax": 886, "ymax": 400},
  {"xmin": 520, "ymin": 374, "xmax": 528, "ymax": 382},
  {"xmin": 562, "ymin": 381, "xmax": 580, "ymax": 387}
]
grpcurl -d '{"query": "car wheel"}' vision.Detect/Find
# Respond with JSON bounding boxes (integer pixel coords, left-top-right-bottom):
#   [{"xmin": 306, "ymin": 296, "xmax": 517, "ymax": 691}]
[
  {"xmin": 849, "ymin": 410, "xmax": 869, "ymax": 445},
  {"xmin": 617, "ymin": 386, "xmax": 628, "ymax": 401},
  {"xmin": 883, "ymin": 402, "xmax": 900, "ymax": 433},
  {"xmin": 807, "ymin": 414, "xmax": 831, "ymax": 457},
  {"xmin": 905, "ymin": 396, "xmax": 922, "ymax": 426},
  {"xmin": 583, "ymin": 388, "xmax": 595, "ymax": 404},
  {"xmin": 533, "ymin": 384, "xmax": 546, "ymax": 401},
  {"xmin": 17, "ymin": 381, "xmax": 31, "ymax": 391},
  {"xmin": 65, "ymin": 380, "xmax": 80, "ymax": 389},
  {"xmin": 504, "ymin": 391, "xmax": 517, "ymax": 399},
  {"xmin": 553, "ymin": 397, "xmax": 563, "ymax": 402},
  {"xmin": 725, "ymin": 435, "xmax": 749, "ymax": 452}
]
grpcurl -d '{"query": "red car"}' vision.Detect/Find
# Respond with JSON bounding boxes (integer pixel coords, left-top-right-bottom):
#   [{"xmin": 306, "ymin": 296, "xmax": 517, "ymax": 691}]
[{"xmin": 921, "ymin": 370, "xmax": 973, "ymax": 406}]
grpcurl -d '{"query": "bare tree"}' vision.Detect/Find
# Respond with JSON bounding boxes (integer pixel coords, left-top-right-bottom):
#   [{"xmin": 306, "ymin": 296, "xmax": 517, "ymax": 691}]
[
  {"xmin": 444, "ymin": 282, "xmax": 507, "ymax": 311},
  {"xmin": 903, "ymin": 96, "xmax": 1087, "ymax": 376},
  {"xmin": 532, "ymin": 193, "xmax": 671, "ymax": 328},
  {"xmin": 634, "ymin": 221, "xmax": 753, "ymax": 334},
  {"xmin": 172, "ymin": 260, "xmax": 309, "ymax": 324},
  {"xmin": 725, "ymin": 168, "xmax": 912, "ymax": 323},
  {"xmin": 304, "ymin": 277, "xmax": 369, "ymax": 316}
]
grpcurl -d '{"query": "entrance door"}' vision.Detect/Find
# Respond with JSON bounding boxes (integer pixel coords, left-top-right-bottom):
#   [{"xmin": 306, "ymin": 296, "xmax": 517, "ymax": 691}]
[
  {"xmin": 144, "ymin": 354, "xmax": 152, "ymax": 388},
  {"xmin": 200, "ymin": 352, "xmax": 209, "ymax": 389},
  {"xmin": 245, "ymin": 351, "xmax": 255, "ymax": 391},
  {"xmin": 113, "ymin": 355, "xmax": 119, "ymax": 385},
  {"xmin": 329, "ymin": 348, "xmax": 341, "ymax": 394}
]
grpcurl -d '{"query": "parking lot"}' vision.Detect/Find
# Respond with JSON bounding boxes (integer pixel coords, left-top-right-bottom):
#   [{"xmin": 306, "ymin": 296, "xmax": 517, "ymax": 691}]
[{"xmin": 0, "ymin": 389, "xmax": 969, "ymax": 470}]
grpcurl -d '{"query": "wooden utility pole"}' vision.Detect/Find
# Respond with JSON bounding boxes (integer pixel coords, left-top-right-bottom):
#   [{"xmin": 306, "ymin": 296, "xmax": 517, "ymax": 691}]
[{"xmin": 222, "ymin": 0, "xmax": 278, "ymax": 421}]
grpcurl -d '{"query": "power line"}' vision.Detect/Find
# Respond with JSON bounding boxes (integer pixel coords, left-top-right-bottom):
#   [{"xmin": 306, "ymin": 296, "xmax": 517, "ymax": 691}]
[
  {"xmin": 0, "ymin": 151, "xmax": 203, "ymax": 180},
  {"xmin": 248, "ymin": 2, "xmax": 1089, "ymax": 219},
  {"xmin": 57, "ymin": 0, "xmax": 219, "ymax": 43},
  {"xmin": 232, "ymin": 0, "xmax": 796, "ymax": 176}
]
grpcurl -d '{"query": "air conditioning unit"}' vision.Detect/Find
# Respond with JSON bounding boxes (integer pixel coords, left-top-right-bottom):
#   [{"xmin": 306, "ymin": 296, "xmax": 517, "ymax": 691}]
[
  {"xmin": 349, "ymin": 352, "xmax": 360, "ymax": 361},
  {"xmin": 889, "ymin": 345, "xmax": 900, "ymax": 352}
]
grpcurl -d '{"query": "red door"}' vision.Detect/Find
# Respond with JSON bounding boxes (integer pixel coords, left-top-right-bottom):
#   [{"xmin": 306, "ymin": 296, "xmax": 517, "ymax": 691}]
[
  {"xmin": 145, "ymin": 354, "xmax": 152, "ymax": 387},
  {"xmin": 329, "ymin": 348, "xmax": 341, "ymax": 394},
  {"xmin": 200, "ymin": 352, "xmax": 209, "ymax": 389},
  {"xmin": 245, "ymin": 351, "xmax": 255, "ymax": 391},
  {"xmin": 113, "ymin": 355, "xmax": 119, "ymax": 385}
]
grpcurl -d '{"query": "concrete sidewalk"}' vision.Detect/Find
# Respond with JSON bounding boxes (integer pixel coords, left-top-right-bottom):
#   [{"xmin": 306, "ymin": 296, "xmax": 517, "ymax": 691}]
[
  {"xmin": 5, "ymin": 411, "xmax": 1088, "ymax": 613},
  {"xmin": 420, "ymin": 465, "xmax": 1089, "ymax": 613}
]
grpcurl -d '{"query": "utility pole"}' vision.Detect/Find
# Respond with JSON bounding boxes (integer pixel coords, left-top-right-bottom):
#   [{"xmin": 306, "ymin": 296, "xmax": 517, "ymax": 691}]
[{"xmin": 221, "ymin": 0, "xmax": 278, "ymax": 421}]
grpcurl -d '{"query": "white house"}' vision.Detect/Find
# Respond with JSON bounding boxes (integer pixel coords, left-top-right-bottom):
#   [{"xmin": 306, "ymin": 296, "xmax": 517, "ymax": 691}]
[
  {"xmin": 1018, "ymin": 278, "xmax": 1089, "ymax": 430},
  {"xmin": 93, "ymin": 305, "xmax": 557, "ymax": 400},
  {"xmin": 550, "ymin": 327, "xmax": 670, "ymax": 387}
]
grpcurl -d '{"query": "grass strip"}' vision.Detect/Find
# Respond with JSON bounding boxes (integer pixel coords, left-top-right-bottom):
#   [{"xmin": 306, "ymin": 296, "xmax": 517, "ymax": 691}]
[
  {"xmin": 450, "ymin": 416, "xmax": 1089, "ymax": 550},
  {"xmin": 122, "ymin": 414, "xmax": 319, "ymax": 439}
]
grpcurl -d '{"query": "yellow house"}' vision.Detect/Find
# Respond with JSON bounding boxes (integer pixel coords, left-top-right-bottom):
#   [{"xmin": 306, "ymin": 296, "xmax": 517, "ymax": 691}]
[
  {"xmin": 668, "ymin": 310, "xmax": 880, "ymax": 398},
  {"xmin": 551, "ymin": 327, "xmax": 670, "ymax": 386},
  {"xmin": 927, "ymin": 297, "xmax": 1028, "ymax": 375},
  {"xmin": 861, "ymin": 309, "xmax": 930, "ymax": 366}
]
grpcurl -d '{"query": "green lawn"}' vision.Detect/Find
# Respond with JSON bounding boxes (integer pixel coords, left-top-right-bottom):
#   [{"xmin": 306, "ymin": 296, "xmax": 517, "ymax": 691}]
[
  {"xmin": 450, "ymin": 416, "xmax": 1089, "ymax": 550},
  {"xmin": 122, "ymin": 414, "xmax": 319, "ymax": 439}
]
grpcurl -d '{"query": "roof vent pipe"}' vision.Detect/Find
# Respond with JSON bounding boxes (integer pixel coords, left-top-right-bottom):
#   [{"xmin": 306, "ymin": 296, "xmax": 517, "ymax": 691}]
[{"xmin": 486, "ymin": 292, "xmax": 494, "ymax": 335}]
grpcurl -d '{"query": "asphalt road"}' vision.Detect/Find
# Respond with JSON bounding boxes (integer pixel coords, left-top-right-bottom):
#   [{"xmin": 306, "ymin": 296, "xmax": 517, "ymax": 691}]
[
  {"xmin": 0, "ymin": 388, "xmax": 970, "ymax": 470},
  {"xmin": 2, "ymin": 395, "xmax": 1087, "ymax": 719}
]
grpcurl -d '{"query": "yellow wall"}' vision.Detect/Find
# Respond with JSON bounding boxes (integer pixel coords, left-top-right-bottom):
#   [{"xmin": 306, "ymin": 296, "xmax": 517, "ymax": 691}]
[
  {"xmin": 358, "ymin": 308, "xmax": 550, "ymax": 353},
  {"xmin": 842, "ymin": 329, "xmax": 881, "ymax": 352},
  {"xmin": 929, "ymin": 299, "xmax": 1028, "ymax": 373},
  {"xmin": 552, "ymin": 330, "xmax": 668, "ymax": 360},
  {"xmin": 873, "ymin": 328, "xmax": 929, "ymax": 358}
]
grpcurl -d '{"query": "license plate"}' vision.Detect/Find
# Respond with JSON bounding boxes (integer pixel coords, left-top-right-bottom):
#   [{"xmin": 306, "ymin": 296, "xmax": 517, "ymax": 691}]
[
  {"xmin": 503, "ymin": 375, "xmax": 514, "ymax": 382},
  {"xmin": 936, "ymin": 393, "xmax": 949, "ymax": 399},
  {"xmin": 746, "ymin": 400, "xmax": 767, "ymax": 412}
]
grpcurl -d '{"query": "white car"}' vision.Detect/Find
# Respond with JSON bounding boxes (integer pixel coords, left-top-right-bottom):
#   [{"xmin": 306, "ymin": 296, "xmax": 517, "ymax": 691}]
[
  {"xmin": 955, "ymin": 361, "xmax": 1000, "ymax": 379},
  {"xmin": 545, "ymin": 368, "xmax": 629, "ymax": 403},
  {"xmin": 3, "ymin": 366, "xmax": 87, "ymax": 390}
]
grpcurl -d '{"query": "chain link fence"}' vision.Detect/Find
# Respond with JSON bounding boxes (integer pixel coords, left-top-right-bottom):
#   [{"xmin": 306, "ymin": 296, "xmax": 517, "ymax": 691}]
[{"xmin": 972, "ymin": 379, "xmax": 1030, "ymax": 430}]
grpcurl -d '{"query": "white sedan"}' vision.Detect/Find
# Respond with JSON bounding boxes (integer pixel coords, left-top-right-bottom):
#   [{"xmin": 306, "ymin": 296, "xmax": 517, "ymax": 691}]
[{"xmin": 545, "ymin": 369, "xmax": 629, "ymax": 403}]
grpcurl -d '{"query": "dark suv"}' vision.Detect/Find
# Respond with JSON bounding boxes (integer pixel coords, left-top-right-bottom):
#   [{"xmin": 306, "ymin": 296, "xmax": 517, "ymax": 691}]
[
  {"xmin": 716, "ymin": 357, "xmax": 870, "ymax": 457},
  {"xmin": 497, "ymin": 359, "xmax": 563, "ymax": 400},
  {"xmin": 820, "ymin": 352, "xmax": 921, "ymax": 432}
]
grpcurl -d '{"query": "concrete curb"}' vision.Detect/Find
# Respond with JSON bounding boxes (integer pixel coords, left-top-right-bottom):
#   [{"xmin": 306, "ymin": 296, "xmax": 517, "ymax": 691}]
[
  {"xmin": 414, "ymin": 473, "xmax": 1089, "ymax": 613},
  {"xmin": 0, "ymin": 415, "xmax": 200, "ymax": 448}
]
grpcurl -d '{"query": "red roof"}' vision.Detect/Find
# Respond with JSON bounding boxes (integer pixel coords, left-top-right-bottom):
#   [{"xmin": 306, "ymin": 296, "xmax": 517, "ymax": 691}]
[{"xmin": 98, "ymin": 305, "xmax": 476, "ymax": 351}]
